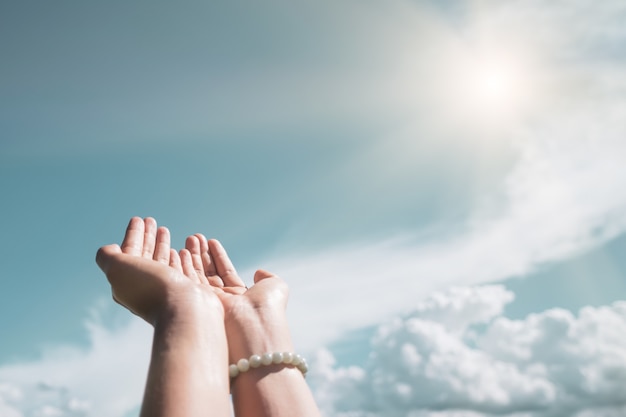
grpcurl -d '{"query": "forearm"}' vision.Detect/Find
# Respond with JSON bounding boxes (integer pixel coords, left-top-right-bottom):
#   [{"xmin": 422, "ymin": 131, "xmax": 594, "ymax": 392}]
[
  {"xmin": 232, "ymin": 365, "xmax": 320, "ymax": 417},
  {"xmin": 228, "ymin": 311, "xmax": 322, "ymax": 417},
  {"xmin": 141, "ymin": 307, "xmax": 230, "ymax": 417}
]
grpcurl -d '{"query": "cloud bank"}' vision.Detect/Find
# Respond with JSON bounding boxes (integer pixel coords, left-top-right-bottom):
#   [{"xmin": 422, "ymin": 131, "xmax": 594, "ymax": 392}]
[
  {"xmin": 311, "ymin": 285, "xmax": 626, "ymax": 417},
  {"xmin": 4, "ymin": 287, "xmax": 624, "ymax": 417},
  {"xmin": 0, "ymin": 311, "xmax": 151, "ymax": 417}
]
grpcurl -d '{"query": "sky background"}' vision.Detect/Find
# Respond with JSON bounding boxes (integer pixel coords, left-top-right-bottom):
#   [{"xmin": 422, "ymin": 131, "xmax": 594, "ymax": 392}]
[{"xmin": 1, "ymin": 1, "xmax": 626, "ymax": 416}]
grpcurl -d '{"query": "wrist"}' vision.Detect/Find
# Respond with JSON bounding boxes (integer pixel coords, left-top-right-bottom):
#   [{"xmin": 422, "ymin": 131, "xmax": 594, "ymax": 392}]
[
  {"xmin": 152, "ymin": 288, "xmax": 224, "ymax": 328},
  {"xmin": 144, "ymin": 294, "xmax": 230, "ymax": 416},
  {"xmin": 152, "ymin": 299, "xmax": 228, "ymax": 366},
  {"xmin": 225, "ymin": 306, "xmax": 294, "ymax": 361}
]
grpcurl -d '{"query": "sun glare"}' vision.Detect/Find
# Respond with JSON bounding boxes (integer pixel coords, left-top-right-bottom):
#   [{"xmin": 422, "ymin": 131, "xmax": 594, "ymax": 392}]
[
  {"xmin": 476, "ymin": 66, "xmax": 514, "ymax": 102},
  {"xmin": 448, "ymin": 49, "xmax": 536, "ymax": 127},
  {"xmin": 469, "ymin": 60, "xmax": 521, "ymax": 110},
  {"xmin": 402, "ymin": 37, "xmax": 539, "ymax": 131}
]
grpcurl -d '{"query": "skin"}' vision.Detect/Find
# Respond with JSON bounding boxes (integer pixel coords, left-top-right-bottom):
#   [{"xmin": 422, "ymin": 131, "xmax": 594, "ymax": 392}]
[
  {"xmin": 95, "ymin": 217, "xmax": 230, "ymax": 417},
  {"xmin": 185, "ymin": 234, "xmax": 323, "ymax": 417},
  {"xmin": 95, "ymin": 216, "xmax": 322, "ymax": 417}
]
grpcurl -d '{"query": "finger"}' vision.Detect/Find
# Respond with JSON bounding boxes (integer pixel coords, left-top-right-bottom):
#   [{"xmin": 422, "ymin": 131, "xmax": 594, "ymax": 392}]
[
  {"xmin": 180, "ymin": 249, "xmax": 200, "ymax": 283},
  {"xmin": 208, "ymin": 239, "xmax": 245, "ymax": 287},
  {"xmin": 121, "ymin": 217, "xmax": 145, "ymax": 255},
  {"xmin": 185, "ymin": 235, "xmax": 207, "ymax": 283},
  {"xmin": 252, "ymin": 271, "xmax": 288, "ymax": 306},
  {"xmin": 209, "ymin": 276, "xmax": 225, "ymax": 288},
  {"xmin": 153, "ymin": 227, "xmax": 171, "ymax": 264},
  {"xmin": 195, "ymin": 233, "xmax": 217, "ymax": 277},
  {"xmin": 95, "ymin": 244, "xmax": 122, "ymax": 273},
  {"xmin": 253, "ymin": 269, "xmax": 276, "ymax": 284},
  {"xmin": 141, "ymin": 217, "xmax": 158, "ymax": 259},
  {"xmin": 169, "ymin": 249, "xmax": 182, "ymax": 272},
  {"xmin": 195, "ymin": 233, "xmax": 224, "ymax": 288}
]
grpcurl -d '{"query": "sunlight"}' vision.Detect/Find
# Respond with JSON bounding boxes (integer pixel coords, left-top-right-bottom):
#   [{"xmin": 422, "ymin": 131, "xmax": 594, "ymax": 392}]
[
  {"xmin": 465, "ymin": 57, "xmax": 526, "ymax": 114},
  {"xmin": 474, "ymin": 64, "xmax": 517, "ymax": 104},
  {"xmin": 444, "ymin": 47, "xmax": 538, "ymax": 129},
  {"xmin": 382, "ymin": 21, "xmax": 544, "ymax": 136},
  {"xmin": 399, "ymin": 34, "xmax": 543, "ymax": 134}
]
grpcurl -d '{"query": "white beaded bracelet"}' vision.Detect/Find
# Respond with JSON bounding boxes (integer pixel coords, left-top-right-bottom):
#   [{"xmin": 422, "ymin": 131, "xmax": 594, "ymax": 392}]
[{"xmin": 229, "ymin": 352, "xmax": 308, "ymax": 379}]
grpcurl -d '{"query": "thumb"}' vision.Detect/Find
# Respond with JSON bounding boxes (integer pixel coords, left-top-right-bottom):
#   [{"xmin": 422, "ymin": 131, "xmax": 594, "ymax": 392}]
[
  {"xmin": 95, "ymin": 244, "xmax": 122, "ymax": 273},
  {"xmin": 253, "ymin": 269, "xmax": 276, "ymax": 284}
]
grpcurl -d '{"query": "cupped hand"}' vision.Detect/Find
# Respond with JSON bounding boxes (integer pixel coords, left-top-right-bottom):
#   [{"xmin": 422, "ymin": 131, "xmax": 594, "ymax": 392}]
[
  {"xmin": 184, "ymin": 234, "xmax": 289, "ymax": 315},
  {"xmin": 184, "ymin": 234, "xmax": 293, "ymax": 358},
  {"xmin": 95, "ymin": 217, "xmax": 223, "ymax": 325}
]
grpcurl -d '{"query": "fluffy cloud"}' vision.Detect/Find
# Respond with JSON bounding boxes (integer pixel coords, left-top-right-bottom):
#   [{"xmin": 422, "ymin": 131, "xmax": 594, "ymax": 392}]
[
  {"xmin": 0, "ymin": 382, "xmax": 90, "ymax": 417},
  {"xmin": 0, "ymin": 307, "xmax": 151, "ymax": 417},
  {"xmin": 311, "ymin": 286, "xmax": 626, "ymax": 417},
  {"xmin": 4, "ymin": 287, "xmax": 624, "ymax": 417}
]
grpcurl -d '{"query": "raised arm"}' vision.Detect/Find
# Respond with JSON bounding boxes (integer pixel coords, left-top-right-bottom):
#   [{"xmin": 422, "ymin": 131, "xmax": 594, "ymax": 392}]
[
  {"xmin": 185, "ymin": 234, "xmax": 322, "ymax": 417},
  {"xmin": 96, "ymin": 217, "xmax": 230, "ymax": 417}
]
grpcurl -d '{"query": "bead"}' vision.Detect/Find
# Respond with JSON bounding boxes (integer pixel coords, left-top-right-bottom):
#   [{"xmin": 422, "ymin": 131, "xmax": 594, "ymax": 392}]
[
  {"xmin": 229, "ymin": 352, "xmax": 308, "ymax": 379},
  {"xmin": 249, "ymin": 354, "xmax": 262, "ymax": 368},
  {"xmin": 298, "ymin": 361, "xmax": 309, "ymax": 374},
  {"xmin": 237, "ymin": 358, "xmax": 250, "ymax": 372},
  {"xmin": 282, "ymin": 352, "xmax": 294, "ymax": 364},
  {"xmin": 261, "ymin": 353, "xmax": 273, "ymax": 366}
]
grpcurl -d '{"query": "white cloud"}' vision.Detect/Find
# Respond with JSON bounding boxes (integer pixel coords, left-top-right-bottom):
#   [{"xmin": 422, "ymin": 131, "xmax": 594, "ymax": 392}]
[
  {"xmin": 0, "ymin": 383, "xmax": 91, "ymax": 417},
  {"xmin": 272, "ymin": 99, "xmax": 626, "ymax": 349},
  {"xmin": 311, "ymin": 285, "xmax": 626, "ymax": 417},
  {"xmin": 0, "ymin": 383, "xmax": 23, "ymax": 417},
  {"xmin": 0, "ymin": 306, "xmax": 151, "ymax": 417}
]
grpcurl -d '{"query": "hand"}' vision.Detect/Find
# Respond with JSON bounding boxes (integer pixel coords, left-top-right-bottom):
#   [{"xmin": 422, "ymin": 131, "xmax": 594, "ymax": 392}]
[
  {"xmin": 185, "ymin": 234, "xmax": 321, "ymax": 417},
  {"xmin": 96, "ymin": 217, "xmax": 223, "ymax": 325},
  {"xmin": 184, "ymin": 234, "xmax": 293, "ymax": 360}
]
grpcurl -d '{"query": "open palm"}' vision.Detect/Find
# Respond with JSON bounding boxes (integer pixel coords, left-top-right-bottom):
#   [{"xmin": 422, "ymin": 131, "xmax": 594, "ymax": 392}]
[
  {"xmin": 184, "ymin": 234, "xmax": 289, "ymax": 320},
  {"xmin": 96, "ymin": 217, "xmax": 222, "ymax": 324}
]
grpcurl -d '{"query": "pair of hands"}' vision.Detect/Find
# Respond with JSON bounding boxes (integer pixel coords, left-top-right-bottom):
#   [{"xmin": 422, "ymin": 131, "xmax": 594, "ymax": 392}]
[{"xmin": 95, "ymin": 217, "xmax": 291, "ymax": 362}]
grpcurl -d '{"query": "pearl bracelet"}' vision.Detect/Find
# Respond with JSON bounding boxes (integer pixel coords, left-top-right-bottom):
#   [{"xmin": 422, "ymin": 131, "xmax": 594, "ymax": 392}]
[{"xmin": 229, "ymin": 352, "xmax": 308, "ymax": 379}]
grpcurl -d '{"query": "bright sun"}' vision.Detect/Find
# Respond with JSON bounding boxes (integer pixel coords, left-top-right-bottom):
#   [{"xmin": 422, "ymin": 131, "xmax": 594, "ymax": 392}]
[
  {"xmin": 468, "ymin": 63, "xmax": 519, "ymax": 106},
  {"xmin": 475, "ymin": 65, "xmax": 515, "ymax": 103},
  {"xmin": 404, "ymin": 39, "xmax": 538, "ymax": 129},
  {"xmin": 455, "ymin": 51, "xmax": 533, "ymax": 124}
]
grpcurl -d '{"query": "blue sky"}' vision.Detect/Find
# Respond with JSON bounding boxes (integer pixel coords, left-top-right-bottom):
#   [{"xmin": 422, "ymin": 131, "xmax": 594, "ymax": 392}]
[{"xmin": 1, "ymin": 1, "xmax": 626, "ymax": 416}]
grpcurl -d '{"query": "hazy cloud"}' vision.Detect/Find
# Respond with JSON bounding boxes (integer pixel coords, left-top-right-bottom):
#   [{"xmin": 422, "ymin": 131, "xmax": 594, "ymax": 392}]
[
  {"xmin": 231, "ymin": 0, "xmax": 626, "ymax": 350},
  {"xmin": 271, "ymin": 101, "xmax": 626, "ymax": 349}
]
